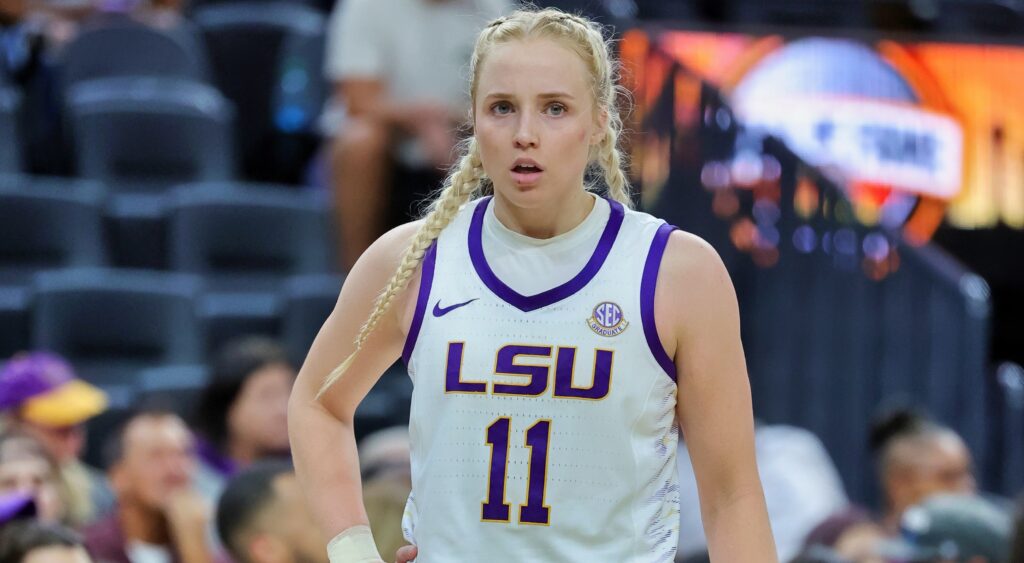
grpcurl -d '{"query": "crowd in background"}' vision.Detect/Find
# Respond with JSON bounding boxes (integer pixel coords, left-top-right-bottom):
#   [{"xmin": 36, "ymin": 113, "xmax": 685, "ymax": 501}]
[
  {"xmin": 2, "ymin": 0, "xmax": 1024, "ymax": 561},
  {"xmin": 2, "ymin": 344, "xmax": 1023, "ymax": 562}
]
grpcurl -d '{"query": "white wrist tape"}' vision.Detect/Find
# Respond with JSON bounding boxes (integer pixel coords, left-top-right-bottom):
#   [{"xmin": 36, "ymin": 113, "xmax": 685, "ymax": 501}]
[{"xmin": 326, "ymin": 525, "xmax": 385, "ymax": 563}]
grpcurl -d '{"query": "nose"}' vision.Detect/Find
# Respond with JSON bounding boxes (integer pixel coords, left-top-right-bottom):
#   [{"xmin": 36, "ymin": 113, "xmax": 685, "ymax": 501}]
[{"xmin": 513, "ymin": 112, "xmax": 539, "ymax": 149}]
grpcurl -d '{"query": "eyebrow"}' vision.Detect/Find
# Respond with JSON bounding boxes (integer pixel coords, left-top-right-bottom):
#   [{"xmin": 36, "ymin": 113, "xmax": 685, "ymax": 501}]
[{"xmin": 483, "ymin": 92, "xmax": 576, "ymax": 101}]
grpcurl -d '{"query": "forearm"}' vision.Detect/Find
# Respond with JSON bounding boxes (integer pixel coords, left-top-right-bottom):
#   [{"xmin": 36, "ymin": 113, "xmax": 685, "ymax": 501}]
[
  {"xmin": 289, "ymin": 396, "xmax": 370, "ymax": 537},
  {"xmin": 702, "ymin": 485, "xmax": 777, "ymax": 563}
]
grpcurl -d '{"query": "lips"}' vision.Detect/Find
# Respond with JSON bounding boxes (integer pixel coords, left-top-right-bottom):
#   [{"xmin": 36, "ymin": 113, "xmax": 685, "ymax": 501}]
[{"xmin": 511, "ymin": 158, "xmax": 543, "ymax": 185}]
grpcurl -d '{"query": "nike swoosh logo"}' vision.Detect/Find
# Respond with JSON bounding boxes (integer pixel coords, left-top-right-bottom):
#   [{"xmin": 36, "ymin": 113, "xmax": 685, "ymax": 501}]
[{"xmin": 432, "ymin": 298, "xmax": 478, "ymax": 317}]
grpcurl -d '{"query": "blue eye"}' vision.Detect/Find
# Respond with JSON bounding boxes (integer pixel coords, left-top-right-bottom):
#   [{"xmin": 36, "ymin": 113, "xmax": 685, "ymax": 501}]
[
  {"xmin": 492, "ymin": 102, "xmax": 513, "ymax": 115},
  {"xmin": 544, "ymin": 104, "xmax": 569, "ymax": 116}
]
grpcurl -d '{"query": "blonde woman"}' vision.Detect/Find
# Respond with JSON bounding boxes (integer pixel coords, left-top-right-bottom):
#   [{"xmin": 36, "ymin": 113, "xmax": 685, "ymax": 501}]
[{"xmin": 289, "ymin": 7, "xmax": 777, "ymax": 562}]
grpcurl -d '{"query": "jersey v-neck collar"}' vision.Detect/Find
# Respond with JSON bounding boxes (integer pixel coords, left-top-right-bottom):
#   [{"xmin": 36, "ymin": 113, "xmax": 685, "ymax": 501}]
[{"xmin": 467, "ymin": 195, "xmax": 624, "ymax": 312}]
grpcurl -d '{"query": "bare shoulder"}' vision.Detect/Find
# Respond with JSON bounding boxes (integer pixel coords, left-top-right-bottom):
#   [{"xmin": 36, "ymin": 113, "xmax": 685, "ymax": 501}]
[
  {"xmin": 659, "ymin": 230, "xmax": 731, "ymax": 286},
  {"xmin": 343, "ymin": 219, "xmax": 426, "ymax": 331},
  {"xmin": 655, "ymin": 230, "xmax": 738, "ymax": 343},
  {"xmin": 347, "ymin": 220, "xmax": 424, "ymax": 288}
]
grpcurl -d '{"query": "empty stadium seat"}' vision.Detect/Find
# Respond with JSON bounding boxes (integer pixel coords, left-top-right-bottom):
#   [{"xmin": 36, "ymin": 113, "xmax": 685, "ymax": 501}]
[
  {"xmin": 194, "ymin": 2, "xmax": 326, "ymax": 183},
  {"xmin": 59, "ymin": 18, "xmax": 210, "ymax": 91},
  {"xmin": 281, "ymin": 273, "xmax": 343, "ymax": 365},
  {"xmin": 136, "ymin": 364, "xmax": 211, "ymax": 420},
  {"xmin": 0, "ymin": 175, "xmax": 107, "ymax": 357},
  {"xmin": 31, "ymin": 268, "xmax": 204, "ymax": 389},
  {"xmin": 0, "ymin": 87, "xmax": 22, "ymax": 174},
  {"xmin": 166, "ymin": 182, "xmax": 334, "ymax": 353},
  {"xmin": 0, "ymin": 175, "xmax": 107, "ymax": 282},
  {"xmin": 69, "ymin": 77, "xmax": 236, "ymax": 190}
]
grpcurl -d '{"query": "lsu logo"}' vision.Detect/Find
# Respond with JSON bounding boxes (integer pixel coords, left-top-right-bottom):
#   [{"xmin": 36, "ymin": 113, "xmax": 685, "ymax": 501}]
[{"xmin": 587, "ymin": 301, "xmax": 628, "ymax": 337}]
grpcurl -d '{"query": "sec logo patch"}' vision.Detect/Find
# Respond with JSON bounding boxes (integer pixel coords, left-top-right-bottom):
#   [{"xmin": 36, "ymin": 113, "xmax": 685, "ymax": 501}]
[{"xmin": 587, "ymin": 301, "xmax": 629, "ymax": 337}]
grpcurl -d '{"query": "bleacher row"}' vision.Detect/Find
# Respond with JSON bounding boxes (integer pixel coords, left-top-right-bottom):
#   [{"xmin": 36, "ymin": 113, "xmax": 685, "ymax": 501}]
[
  {"xmin": 0, "ymin": 2, "xmax": 326, "ymax": 185},
  {"xmin": 0, "ymin": 172, "xmax": 414, "ymax": 463}
]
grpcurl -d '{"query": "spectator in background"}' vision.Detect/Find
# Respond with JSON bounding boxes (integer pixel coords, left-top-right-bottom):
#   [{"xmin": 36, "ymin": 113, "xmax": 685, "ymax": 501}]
[
  {"xmin": 357, "ymin": 426, "xmax": 410, "ymax": 485},
  {"xmin": 352, "ymin": 427, "xmax": 411, "ymax": 559},
  {"xmin": 870, "ymin": 409, "xmax": 977, "ymax": 533},
  {"xmin": 360, "ymin": 479, "xmax": 409, "ymax": 563},
  {"xmin": 83, "ymin": 411, "xmax": 218, "ymax": 563},
  {"xmin": 0, "ymin": 432, "xmax": 68, "ymax": 524},
  {"xmin": 0, "ymin": 352, "xmax": 113, "ymax": 527},
  {"xmin": 192, "ymin": 337, "xmax": 295, "ymax": 501},
  {"xmin": 215, "ymin": 461, "xmax": 327, "ymax": 563},
  {"xmin": 677, "ymin": 424, "xmax": 848, "ymax": 561},
  {"xmin": 322, "ymin": 0, "xmax": 510, "ymax": 269},
  {"xmin": 0, "ymin": 520, "xmax": 93, "ymax": 563},
  {"xmin": 876, "ymin": 494, "xmax": 1012, "ymax": 563},
  {"xmin": 801, "ymin": 506, "xmax": 885, "ymax": 563}
]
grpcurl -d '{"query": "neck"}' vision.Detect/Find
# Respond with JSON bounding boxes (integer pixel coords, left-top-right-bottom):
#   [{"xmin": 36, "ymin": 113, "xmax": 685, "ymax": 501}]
[
  {"xmin": 491, "ymin": 189, "xmax": 595, "ymax": 239},
  {"xmin": 119, "ymin": 502, "xmax": 170, "ymax": 545}
]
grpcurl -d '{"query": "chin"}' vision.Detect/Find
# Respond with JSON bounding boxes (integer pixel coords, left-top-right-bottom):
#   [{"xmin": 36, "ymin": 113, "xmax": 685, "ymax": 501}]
[{"xmin": 493, "ymin": 183, "xmax": 552, "ymax": 209}]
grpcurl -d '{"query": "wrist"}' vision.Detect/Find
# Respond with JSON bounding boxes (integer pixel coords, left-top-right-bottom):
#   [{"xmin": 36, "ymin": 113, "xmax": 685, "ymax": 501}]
[{"xmin": 326, "ymin": 525, "xmax": 384, "ymax": 563}]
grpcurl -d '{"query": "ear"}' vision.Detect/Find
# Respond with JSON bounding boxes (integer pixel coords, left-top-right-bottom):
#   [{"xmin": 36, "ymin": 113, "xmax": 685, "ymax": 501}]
[
  {"xmin": 249, "ymin": 534, "xmax": 289, "ymax": 563},
  {"xmin": 590, "ymin": 108, "xmax": 608, "ymax": 146}
]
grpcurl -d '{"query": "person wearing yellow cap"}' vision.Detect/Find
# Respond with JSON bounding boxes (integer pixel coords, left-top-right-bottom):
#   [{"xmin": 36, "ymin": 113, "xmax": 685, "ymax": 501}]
[{"xmin": 0, "ymin": 352, "xmax": 114, "ymax": 527}]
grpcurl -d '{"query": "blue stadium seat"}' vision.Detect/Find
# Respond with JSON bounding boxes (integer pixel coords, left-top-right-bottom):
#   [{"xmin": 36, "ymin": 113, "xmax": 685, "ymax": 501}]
[
  {"xmin": 67, "ymin": 77, "xmax": 236, "ymax": 268},
  {"xmin": 0, "ymin": 87, "xmax": 22, "ymax": 174},
  {"xmin": 166, "ymin": 182, "xmax": 334, "ymax": 354},
  {"xmin": 194, "ymin": 2, "xmax": 325, "ymax": 183},
  {"xmin": 69, "ymin": 77, "xmax": 236, "ymax": 190},
  {"xmin": 30, "ymin": 268, "xmax": 204, "ymax": 388},
  {"xmin": 58, "ymin": 18, "xmax": 210, "ymax": 91},
  {"xmin": 136, "ymin": 364, "xmax": 211, "ymax": 420},
  {"xmin": 281, "ymin": 273, "xmax": 343, "ymax": 365},
  {"xmin": 0, "ymin": 175, "xmax": 107, "ymax": 357}
]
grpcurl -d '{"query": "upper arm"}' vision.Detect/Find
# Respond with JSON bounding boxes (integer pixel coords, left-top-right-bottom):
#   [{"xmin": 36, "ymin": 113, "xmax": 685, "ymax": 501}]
[
  {"xmin": 290, "ymin": 221, "xmax": 424, "ymax": 424},
  {"xmin": 654, "ymin": 231, "xmax": 760, "ymax": 497},
  {"xmin": 324, "ymin": 0, "xmax": 384, "ymax": 83}
]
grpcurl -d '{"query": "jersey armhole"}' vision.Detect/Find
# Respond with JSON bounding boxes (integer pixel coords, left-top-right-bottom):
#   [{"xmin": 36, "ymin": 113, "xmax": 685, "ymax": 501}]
[
  {"xmin": 401, "ymin": 241, "xmax": 437, "ymax": 366},
  {"xmin": 640, "ymin": 223, "xmax": 678, "ymax": 382}
]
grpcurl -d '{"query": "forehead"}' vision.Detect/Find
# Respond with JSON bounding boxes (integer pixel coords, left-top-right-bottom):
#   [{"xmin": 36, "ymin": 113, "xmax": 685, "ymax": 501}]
[
  {"xmin": 124, "ymin": 416, "xmax": 191, "ymax": 450},
  {"xmin": 477, "ymin": 38, "xmax": 591, "ymax": 98}
]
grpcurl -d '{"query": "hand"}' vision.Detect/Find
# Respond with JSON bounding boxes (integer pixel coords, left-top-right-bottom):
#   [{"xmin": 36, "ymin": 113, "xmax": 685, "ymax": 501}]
[
  {"xmin": 395, "ymin": 545, "xmax": 418, "ymax": 563},
  {"xmin": 163, "ymin": 489, "xmax": 211, "ymax": 540},
  {"xmin": 163, "ymin": 489, "xmax": 215, "ymax": 563}
]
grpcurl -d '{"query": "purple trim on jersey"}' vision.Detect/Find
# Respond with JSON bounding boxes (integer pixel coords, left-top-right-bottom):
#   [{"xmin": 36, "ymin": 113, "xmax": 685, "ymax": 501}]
[
  {"xmin": 468, "ymin": 196, "xmax": 625, "ymax": 312},
  {"xmin": 641, "ymin": 223, "xmax": 678, "ymax": 382},
  {"xmin": 401, "ymin": 241, "xmax": 437, "ymax": 365}
]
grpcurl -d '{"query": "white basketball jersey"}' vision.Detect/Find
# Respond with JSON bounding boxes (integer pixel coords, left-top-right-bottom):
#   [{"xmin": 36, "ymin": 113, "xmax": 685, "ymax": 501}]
[{"xmin": 401, "ymin": 196, "xmax": 680, "ymax": 562}]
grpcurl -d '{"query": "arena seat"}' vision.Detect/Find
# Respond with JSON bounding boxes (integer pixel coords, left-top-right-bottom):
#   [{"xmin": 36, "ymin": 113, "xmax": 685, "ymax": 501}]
[
  {"xmin": 58, "ymin": 18, "xmax": 210, "ymax": 91},
  {"xmin": 0, "ymin": 175, "xmax": 108, "ymax": 356},
  {"xmin": 166, "ymin": 182, "xmax": 334, "ymax": 354},
  {"xmin": 281, "ymin": 273, "xmax": 344, "ymax": 366},
  {"xmin": 136, "ymin": 364, "xmax": 211, "ymax": 420},
  {"xmin": 194, "ymin": 2, "xmax": 326, "ymax": 183},
  {"xmin": 0, "ymin": 87, "xmax": 22, "ymax": 174},
  {"xmin": 68, "ymin": 77, "xmax": 235, "ymax": 190},
  {"xmin": 31, "ymin": 268, "xmax": 204, "ymax": 389}
]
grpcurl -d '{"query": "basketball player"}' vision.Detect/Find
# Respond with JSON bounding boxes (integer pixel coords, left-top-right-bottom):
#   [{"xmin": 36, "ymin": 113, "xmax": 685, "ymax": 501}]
[{"xmin": 288, "ymin": 8, "xmax": 777, "ymax": 562}]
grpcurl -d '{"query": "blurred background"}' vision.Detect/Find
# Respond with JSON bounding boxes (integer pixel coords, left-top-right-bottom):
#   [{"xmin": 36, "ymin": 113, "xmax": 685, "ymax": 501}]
[{"xmin": 0, "ymin": 0, "xmax": 1022, "ymax": 562}]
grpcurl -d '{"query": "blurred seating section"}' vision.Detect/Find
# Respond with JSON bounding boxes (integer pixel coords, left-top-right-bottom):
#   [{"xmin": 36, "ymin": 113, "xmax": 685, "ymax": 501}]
[{"xmin": 2, "ymin": 0, "xmax": 1023, "ymax": 502}]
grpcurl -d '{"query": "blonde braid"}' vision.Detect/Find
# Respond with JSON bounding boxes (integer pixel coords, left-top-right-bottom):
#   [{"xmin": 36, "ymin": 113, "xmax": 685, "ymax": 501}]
[
  {"xmin": 595, "ymin": 122, "xmax": 632, "ymax": 208},
  {"xmin": 316, "ymin": 140, "xmax": 486, "ymax": 398}
]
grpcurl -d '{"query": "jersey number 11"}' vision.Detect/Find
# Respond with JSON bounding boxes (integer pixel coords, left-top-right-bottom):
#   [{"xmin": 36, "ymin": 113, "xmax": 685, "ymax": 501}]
[{"xmin": 482, "ymin": 417, "xmax": 552, "ymax": 525}]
